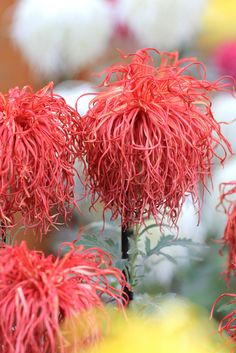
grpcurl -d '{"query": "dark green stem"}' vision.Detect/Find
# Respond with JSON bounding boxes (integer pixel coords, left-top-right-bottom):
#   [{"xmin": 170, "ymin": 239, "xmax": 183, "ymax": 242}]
[{"xmin": 122, "ymin": 224, "xmax": 134, "ymax": 303}]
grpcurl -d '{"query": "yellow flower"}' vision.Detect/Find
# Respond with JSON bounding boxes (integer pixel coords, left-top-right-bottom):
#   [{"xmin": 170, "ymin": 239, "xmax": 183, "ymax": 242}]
[
  {"xmin": 87, "ymin": 298, "xmax": 232, "ymax": 353},
  {"xmin": 200, "ymin": 0, "xmax": 236, "ymax": 49},
  {"xmin": 62, "ymin": 298, "xmax": 232, "ymax": 353}
]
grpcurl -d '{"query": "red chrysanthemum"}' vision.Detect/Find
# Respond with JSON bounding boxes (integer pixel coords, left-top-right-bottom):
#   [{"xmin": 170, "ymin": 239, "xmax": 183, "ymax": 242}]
[
  {"xmin": 0, "ymin": 82, "xmax": 81, "ymax": 237},
  {"xmin": 0, "ymin": 241, "xmax": 127, "ymax": 353},
  {"xmin": 218, "ymin": 182, "xmax": 236, "ymax": 283},
  {"xmin": 81, "ymin": 48, "xmax": 232, "ymax": 227},
  {"xmin": 211, "ymin": 292, "xmax": 236, "ymax": 341}
]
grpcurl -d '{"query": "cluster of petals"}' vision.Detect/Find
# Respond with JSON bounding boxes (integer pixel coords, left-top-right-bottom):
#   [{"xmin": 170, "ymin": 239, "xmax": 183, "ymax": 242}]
[
  {"xmin": 211, "ymin": 292, "xmax": 236, "ymax": 342},
  {"xmin": 0, "ymin": 241, "xmax": 127, "ymax": 353},
  {"xmin": 0, "ymin": 82, "xmax": 81, "ymax": 237},
  {"xmin": 219, "ymin": 181, "xmax": 236, "ymax": 283},
  {"xmin": 81, "ymin": 48, "xmax": 231, "ymax": 227}
]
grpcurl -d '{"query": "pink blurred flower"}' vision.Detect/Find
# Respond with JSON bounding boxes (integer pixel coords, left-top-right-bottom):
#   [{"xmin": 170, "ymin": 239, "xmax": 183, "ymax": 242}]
[
  {"xmin": 0, "ymin": 83, "xmax": 81, "ymax": 237},
  {"xmin": 214, "ymin": 41, "xmax": 236, "ymax": 79},
  {"xmin": 0, "ymin": 241, "xmax": 127, "ymax": 353},
  {"xmin": 81, "ymin": 48, "xmax": 231, "ymax": 228}
]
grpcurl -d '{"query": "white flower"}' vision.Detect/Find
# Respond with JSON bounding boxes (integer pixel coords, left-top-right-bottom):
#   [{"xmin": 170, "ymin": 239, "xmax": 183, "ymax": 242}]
[
  {"xmin": 201, "ymin": 157, "xmax": 236, "ymax": 237},
  {"xmin": 11, "ymin": 0, "xmax": 113, "ymax": 79},
  {"xmin": 200, "ymin": 94, "xmax": 236, "ymax": 237},
  {"xmin": 117, "ymin": 0, "xmax": 206, "ymax": 50},
  {"xmin": 137, "ymin": 197, "xmax": 206, "ymax": 288},
  {"xmin": 212, "ymin": 93, "xmax": 236, "ymax": 154}
]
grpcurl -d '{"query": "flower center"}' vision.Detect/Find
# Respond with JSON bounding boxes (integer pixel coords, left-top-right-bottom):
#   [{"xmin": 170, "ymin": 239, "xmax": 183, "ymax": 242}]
[{"xmin": 14, "ymin": 114, "xmax": 32, "ymax": 130}]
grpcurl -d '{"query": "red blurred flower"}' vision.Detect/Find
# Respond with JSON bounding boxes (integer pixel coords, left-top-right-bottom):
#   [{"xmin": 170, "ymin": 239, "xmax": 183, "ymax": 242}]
[
  {"xmin": 0, "ymin": 241, "xmax": 127, "ymax": 353},
  {"xmin": 211, "ymin": 292, "xmax": 236, "ymax": 341},
  {"xmin": 81, "ymin": 48, "xmax": 231, "ymax": 228},
  {"xmin": 219, "ymin": 182, "xmax": 236, "ymax": 283},
  {"xmin": 0, "ymin": 82, "xmax": 81, "ymax": 237}
]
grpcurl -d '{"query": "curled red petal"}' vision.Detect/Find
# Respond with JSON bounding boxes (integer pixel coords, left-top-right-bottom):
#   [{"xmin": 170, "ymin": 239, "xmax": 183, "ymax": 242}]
[
  {"xmin": 0, "ymin": 82, "xmax": 83, "ymax": 237},
  {"xmin": 0, "ymin": 241, "xmax": 128, "ymax": 353},
  {"xmin": 218, "ymin": 182, "xmax": 236, "ymax": 283},
  {"xmin": 80, "ymin": 48, "xmax": 233, "ymax": 228},
  {"xmin": 211, "ymin": 292, "xmax": 236, "ymax": 341}
]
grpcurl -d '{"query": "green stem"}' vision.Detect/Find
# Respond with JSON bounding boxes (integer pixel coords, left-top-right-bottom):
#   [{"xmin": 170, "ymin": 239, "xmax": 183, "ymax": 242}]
[
  {"xmin": 121, "ymin": 222, "xmax": 140, "ymax": 302},
  {"xmin": 121, "ymin": 223, "xmax": 133, "ymax": 302},
  {"xmin": 129, "ymin": 223, "xmax": 140, "ymax": 287}
]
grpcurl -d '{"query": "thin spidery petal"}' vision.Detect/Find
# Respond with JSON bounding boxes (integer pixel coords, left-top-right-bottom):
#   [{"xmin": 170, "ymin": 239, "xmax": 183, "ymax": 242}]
[
  {"xmin": 80, "ymin": 48, "xmax": 232, "ymax": 228},
  {"xmin": 218, "ymin": 181, "xmax": 236, "ymax": 283},
  {"xmin": 0, "ymin": 241, "xmax": 128, "ymax": 353},
  {"xmin": 211, "ymin": 292, "xmax": 236, "ymax": 342},
  {"xmin": 0, "ymin": 82, "xmax": 83, "ymax": 237}
]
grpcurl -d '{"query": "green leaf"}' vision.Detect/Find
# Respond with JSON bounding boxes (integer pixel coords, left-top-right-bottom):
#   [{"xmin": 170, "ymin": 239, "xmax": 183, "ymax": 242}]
[
  {"xmin": 215, "ymin": 303, "xmax": 231, "ymax": 313},
  {"xmin": 127, "ymin": 238, "xmax": 139, "ymax": 258},
  {"xmin": 113, "ymin": 260, "xmax": 129, "ymax": 274},
  {"xmin": 138, "ymin": 223, "xmax": 170, "ymax": 237},
  {"xmin": 106, "ymin": 238, "xmax": 116, "ymax": 247},
  {"xmin": 75, "ymin": 232, "xmax": 120, "ymax": 260},
  {"xmin": 147, "ymin": 234, "xmax": 203, "ymax": 257},
  {"xmin": 158, "ymin": 251, "xmax": 178, "ymax": 265},
  {"xmin": 145, "ymin": 238, "xmax": 151, "ymax": 253}
]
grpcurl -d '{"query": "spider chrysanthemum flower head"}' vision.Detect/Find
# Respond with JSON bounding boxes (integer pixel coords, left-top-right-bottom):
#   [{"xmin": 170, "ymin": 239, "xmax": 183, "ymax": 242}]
[
  {"xmin": 0, "ymin": 82, "xmax": 82, "ymax": 237},
  {"xmin": 0, "ymin": 241, "xmax": 127, "ymax": 353},
  {"xmin": 218, "ymin": 181, "xmax": 236, "ymax": 283},
  {"xmin": 81, "ymin": 48, "xmax": 232, "ymax": 228}
]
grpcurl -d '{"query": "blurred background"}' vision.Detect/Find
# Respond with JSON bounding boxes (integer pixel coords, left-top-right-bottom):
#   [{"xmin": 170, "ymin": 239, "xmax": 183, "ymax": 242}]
[{"xmin": 1, "ymin": 0, "xmax": 236, "ymax": 317}]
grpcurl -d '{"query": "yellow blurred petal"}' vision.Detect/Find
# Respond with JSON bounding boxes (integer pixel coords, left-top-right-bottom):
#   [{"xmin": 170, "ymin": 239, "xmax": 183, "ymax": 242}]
[
  {"xmin": 199, "ymin": 0, "xmax": 236, "ymax": 50},
  {"xmin": 61, "ymin": 298, "xmax": 233, "ymax": 353},
  {"xmin": 89, "ymin": 299, "xmax": 232, "ymax": 353}
]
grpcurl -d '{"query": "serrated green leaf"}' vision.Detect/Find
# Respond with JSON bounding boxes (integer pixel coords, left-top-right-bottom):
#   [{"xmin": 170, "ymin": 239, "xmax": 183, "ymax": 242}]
[
  {"xmin": 106, "ymin": 238, "xmax": 116, "ymax": 247},
  {"xmin": 215, "ymin": 301, "xmax": 236, "ymax": 314},
  {"xmin": 127, "ymin": 238, "xmax": 139, "ymax": 256},
  {"xmin": 138, "ymin": 223, "xmax": 170, "ymax": 237},
  {"xmin": 145, "ymin": 238, "xmax": 151, "ymax": 253},
  {"xmin": 147, "ymin": 234, "xmax": 203, "ymax": 257},
  {"xmin": 158, "ymin": 251, "xmax": 178, "ymax": 265},
  {"xmin": 170, "ymin": 238, "xmax": 203, "ymax": 248},
  {"xmin": 146, "ymin": 234, "xmax": 174, "ymax": 256},
  {"xmin": 75, "ymin": 233, "xmax": 120, "ymax": 260},
  {"xmin": 127, "ymin": 247, "xmax": 139, "ymax": 257}
]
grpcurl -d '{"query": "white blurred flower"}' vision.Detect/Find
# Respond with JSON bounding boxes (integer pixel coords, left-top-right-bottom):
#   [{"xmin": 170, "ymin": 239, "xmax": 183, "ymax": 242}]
[
  {"xmin": 137, "ymin": 248, "xmax": 187, "ymax": 288},
  {"xmin": 200, "ymin": 94, "xmax": 236, "ymax": 237},
  {"xmin": 201, "ymin": 157, "xmax": 236, "ymax": 237},
  {"xmin": 212, "ymin": 93, "xmax": 236, "ymax": 154},
  {"xmin": 55, "ymin": 80, "xmax": 96, "ymax": 115},
  {"xmin": 177, "ymin": 198, "xmax": 206, "ymax": 243},
  {"xmin": 137, "ymin": 197, "xmax": 206, "ymax": 288},
  {"xmin": 11, "ymin": 0, "xmax": 113, "ymax": 79},
  {"xmin": 117, "ymin": 0, "xmax": 206, "ymax": 50},
  {"xmin": 190, "ymin": 93, "xmax": 236, "ymax": 238}
]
